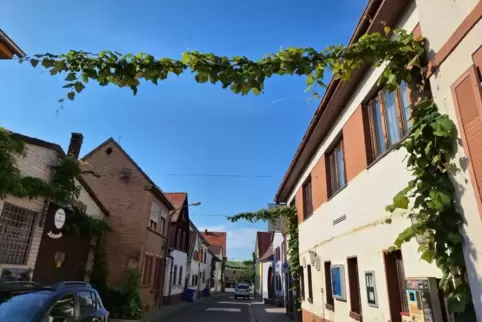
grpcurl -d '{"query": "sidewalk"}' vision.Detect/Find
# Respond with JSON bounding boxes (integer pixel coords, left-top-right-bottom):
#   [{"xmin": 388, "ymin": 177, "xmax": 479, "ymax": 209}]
[
  {"xmin": 147, "ymin": 292, "xmax": 225, "ymax": 321},
  {"xmin": 251, "ymin": 303, "xmax": 292, "ymax": 322}
]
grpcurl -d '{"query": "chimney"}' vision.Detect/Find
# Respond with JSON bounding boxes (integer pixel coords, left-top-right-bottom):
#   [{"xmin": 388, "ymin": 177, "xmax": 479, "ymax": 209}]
[
  {"xmin": 67, "ymin": 133, "xmax": 84, "ymax": 159},
  {"xmin": 205, "ymin": 229, "xmax": 208, "ymax": 234}
]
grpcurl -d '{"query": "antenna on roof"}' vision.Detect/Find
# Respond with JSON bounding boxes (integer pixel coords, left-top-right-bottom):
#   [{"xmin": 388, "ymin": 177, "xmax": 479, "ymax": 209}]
[{"xmin": 118, "ymin": 136, "xmax": 122, "ymax": 144}]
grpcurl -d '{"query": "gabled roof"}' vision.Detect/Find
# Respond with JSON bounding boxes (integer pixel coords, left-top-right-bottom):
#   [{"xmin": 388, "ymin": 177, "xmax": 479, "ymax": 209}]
[
  {"xmin": 0, "ymin": 29, "xmax": 26, "ymax": 58},
  {"xmin": 201, "ymin": 231, "xmax": 227, "ymax": 257},
  {"xmin": 82, "ymin": 137, "xmax": 174, "ymax": 210},
  {"xmin": 165, "ymin": 192, "xmax": 187, "ymax": 222},
  {"xmin": 256, "ymin": 231, "xmax": 273, "ymax": 259},
  {"xmin": 274, "ymin": 0, "xmax": 411, "ymax": 202},
  {"xmin": 9, "ymin": 131, "xmax": 109, "ymax": 216}
]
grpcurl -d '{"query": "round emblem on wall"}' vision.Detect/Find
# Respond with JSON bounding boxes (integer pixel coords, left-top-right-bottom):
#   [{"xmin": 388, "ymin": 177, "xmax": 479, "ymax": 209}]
[{"xmin": 54, "ymin": 208, "xmax": 66, "ymax": 229}]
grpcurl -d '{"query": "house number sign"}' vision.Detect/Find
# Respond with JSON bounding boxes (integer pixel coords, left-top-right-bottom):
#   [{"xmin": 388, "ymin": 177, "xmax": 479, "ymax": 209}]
[{"xmin": 48, "ymin": 208, "xmax": 66, "ymax": 239}]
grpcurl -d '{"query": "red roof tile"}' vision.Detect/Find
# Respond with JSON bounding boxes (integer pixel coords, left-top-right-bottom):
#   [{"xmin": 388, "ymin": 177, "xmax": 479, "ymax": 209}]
[
  {"xmin": 257, "ymin": 232, "xmax": 273, "ymax": 259},
  {"xmin": 201, "ymin": 231, "xmax": 227, "ymax": 257},
  {"xmin": 165, "ymin": 192, "xmax": 187, "ymax": 222}
]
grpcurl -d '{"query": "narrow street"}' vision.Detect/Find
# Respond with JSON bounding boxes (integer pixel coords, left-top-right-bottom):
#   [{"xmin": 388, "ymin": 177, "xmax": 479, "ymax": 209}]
[{"xmin": 157, "ymin": 292, "xmax": 290, "ymax": 322}]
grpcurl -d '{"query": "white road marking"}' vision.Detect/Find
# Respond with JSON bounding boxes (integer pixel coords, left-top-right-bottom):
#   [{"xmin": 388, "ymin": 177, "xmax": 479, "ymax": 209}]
[{"xmin": 206, "ymin": 308, "xmax": 242, "ymax": 312}]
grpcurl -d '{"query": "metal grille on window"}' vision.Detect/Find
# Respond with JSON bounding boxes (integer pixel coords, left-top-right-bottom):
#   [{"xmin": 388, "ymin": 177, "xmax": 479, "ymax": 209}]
[{"xmin": 0, "ymin": 202, "xmax": 38, "ymax": 265}]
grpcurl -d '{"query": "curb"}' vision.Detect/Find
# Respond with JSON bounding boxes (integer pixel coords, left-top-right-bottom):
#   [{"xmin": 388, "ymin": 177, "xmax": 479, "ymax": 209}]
[{"xmin": 149, "ymin": 292, "xmax": 226, "ymax": 320}]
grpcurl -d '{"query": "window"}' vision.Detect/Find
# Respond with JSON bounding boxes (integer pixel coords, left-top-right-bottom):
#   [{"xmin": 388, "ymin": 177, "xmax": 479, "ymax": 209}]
[
  {"xmin": 299, "ymin": 266, "xmax": 305, "ymax": 300},
  {"xmin": 327, "ymin": 139, "xmax": 346, "ymax": 196},
  {"xmin": 367, "ymin": 82, "xmax": 412, "ymax": 160},
  {"xmin": 177, "ymin": 229, "xmax": 182, "ymax": 249},
  {"xmin": 149, "ymin": 220, "xmax": 157, "ymax": 230},
  {"xmin": 202, "ymin": 270, "xmax": 206, "ymax": 283},
  {"xmin": 172, "ymin": 265, "xmax": 178, "ymax": 286},
  {"xmin": 324, "ymin": 261, "xmax": 334, "ymax": 309},
  {"xmin": 365, "ymin": 271, "xmax": 378, "ymax": 307},
  {"xmin": 182, "ymin": 232, "xmax": 186, "ymax": 249},
  {"xmin": 331, "ymin": 264, "xmax": 347, "ymax": 301},
  {"xmin": 0, "ymin": 202, "xmax": 38, "ymax": 265},
  {"xmin": 178, "ymin": 266, "xmax": 183, "ymax": 285},
  {"xmin": 149, "ymin": 203, "xmax": 161, "ymax": 232},
  {"xmin": 160, "ymin": 217, "xmax": 167, "ymax": 235},
  {"xmin": 307, "ymin": 265, "xmax": 313, "ymax": 302},
  {"xmin": 47, "ymin": 294, "xmax": 75, "ymax": 321},
  {"xmin": 275, "ymin": 247, "xmax": 281, "ymax": 261},
  {"xmin": 347, "ymin": 257, "xmax": 362, "ymax": 316},
  {"xmin": 302, "ymin": 176, "xmax": 313, "ymax": 219},
  {"xmin": 193, "ymin": 251, "xmax": 198, "ymax": 261},
  {"xmin": 142, "ymin": 255, "xmax": 153, "ymax": 285},
  {"xmin": 78, "ymin": 291, "xmax": 96, "ymax": 318},
  {"xmin": 191, "ymin": 274, "xmax": 196, "ymax": 286}
]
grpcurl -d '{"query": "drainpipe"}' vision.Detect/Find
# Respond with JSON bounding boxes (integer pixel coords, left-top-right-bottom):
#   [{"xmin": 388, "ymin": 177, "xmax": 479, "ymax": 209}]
[
  {"xmin": 167, "ymin": 254, "xmax": 174, "ymax": 305},
  {"xmin": 159, "ymin": 209, "xmax": 174, "ymax": 308}
]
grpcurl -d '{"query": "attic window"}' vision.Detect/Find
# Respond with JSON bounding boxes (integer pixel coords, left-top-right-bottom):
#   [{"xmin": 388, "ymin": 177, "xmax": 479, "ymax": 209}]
[{"xmin": 105, "ymin": 147, "xmax": 113, "ymax": 155}]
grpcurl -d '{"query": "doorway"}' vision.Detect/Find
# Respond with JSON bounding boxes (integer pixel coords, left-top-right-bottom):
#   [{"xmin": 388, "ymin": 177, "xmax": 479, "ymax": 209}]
[{"xmin": 384, "ymin": 250, "xmax": 408, "ymax": 322}]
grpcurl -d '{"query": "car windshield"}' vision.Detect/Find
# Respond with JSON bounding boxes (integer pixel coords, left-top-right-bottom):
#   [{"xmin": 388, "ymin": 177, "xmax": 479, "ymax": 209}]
[
  {"xmin": 0, "ymin": 291, "xmax": 51, "ymax": 322},
  {"xmin": 237, "ymin": 285, "xmax": 248, "ymax": 290}
]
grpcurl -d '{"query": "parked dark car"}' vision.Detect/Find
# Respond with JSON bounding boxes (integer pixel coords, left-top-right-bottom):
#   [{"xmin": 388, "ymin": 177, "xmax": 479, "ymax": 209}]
[{"xmin": 0, "ymin": 281, "xmax": 109, "ymax": 322}]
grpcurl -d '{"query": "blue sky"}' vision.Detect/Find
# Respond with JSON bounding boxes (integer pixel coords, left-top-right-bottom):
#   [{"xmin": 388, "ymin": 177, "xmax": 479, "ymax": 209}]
[{"xmin": 1, "ymin": 0, "xmax": 366, "ymax": 260}]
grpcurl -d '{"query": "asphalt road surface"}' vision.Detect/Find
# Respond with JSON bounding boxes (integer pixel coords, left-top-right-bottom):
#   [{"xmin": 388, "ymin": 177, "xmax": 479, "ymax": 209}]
[{"xmin": 159, "ymin": 292, "xmax": 256, "ymax": 322}]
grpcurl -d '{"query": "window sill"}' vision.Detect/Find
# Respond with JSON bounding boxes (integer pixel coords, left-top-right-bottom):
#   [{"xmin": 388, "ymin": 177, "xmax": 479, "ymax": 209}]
[
  {"xmin": 327, "ymin": 184, "xmax": 347, "ymax": 202},
  {"xmin": 349, "ymin": 311, "xmax": 362, "ymax": 321},
  {"xmin": 325, "ymin": 303, "xmax": 334, "ymax": 311},
  {"xmin": 367, "ymin": 133, "xmax": 410, "ymax": 170},
  {"xmin": 147, "ymin": 226, "xmax": 165, "ymax": 238}
]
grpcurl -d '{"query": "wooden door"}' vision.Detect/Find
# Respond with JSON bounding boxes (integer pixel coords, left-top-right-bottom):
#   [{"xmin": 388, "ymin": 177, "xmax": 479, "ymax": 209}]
[{"xmin": 33, "ymin": 203, "xmax": 91, "ymax": 285}]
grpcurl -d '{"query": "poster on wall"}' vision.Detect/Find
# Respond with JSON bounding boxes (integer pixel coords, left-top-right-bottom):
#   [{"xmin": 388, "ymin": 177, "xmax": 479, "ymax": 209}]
[{"xmin": 330, "ymin": 264, "xmax": 346, "ymax": 301}]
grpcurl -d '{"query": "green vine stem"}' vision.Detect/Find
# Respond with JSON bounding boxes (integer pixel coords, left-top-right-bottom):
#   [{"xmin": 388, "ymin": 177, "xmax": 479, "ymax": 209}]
[
  {"xmin": 23, "ymin": 28, "xmax": 423, "ymax": 102},
  {"xmin": 385, "ymin": 99, "xmax": 472, "ymax": 315}
]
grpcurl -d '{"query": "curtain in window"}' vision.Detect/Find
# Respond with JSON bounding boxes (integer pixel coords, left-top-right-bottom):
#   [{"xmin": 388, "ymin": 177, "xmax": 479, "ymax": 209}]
[
  {"xmin": 399, "ymin": 82, "xmax": 412, "ymax": 129},
  {"xmin": 383, "ymin": 90, "xmax": 402, "ymax": 144},
  {"xmin": 370, "ymin": 101, "xmax": 387, "ymax": 154},
  {"xmin": 336, "ymin": 146, "xmax": 345, "ymax": 188}
]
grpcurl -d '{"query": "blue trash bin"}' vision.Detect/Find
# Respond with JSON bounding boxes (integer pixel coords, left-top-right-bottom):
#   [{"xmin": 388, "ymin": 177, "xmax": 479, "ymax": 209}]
[{"xmin": 186, "ymin": 289, "xmax": 196, "ymax": 303}]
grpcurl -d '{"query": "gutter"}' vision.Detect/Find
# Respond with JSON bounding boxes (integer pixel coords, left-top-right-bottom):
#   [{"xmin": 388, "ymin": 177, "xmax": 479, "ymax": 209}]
[
  {"xmin": 274, "ymin": 0, "xmax": 383, "ymax": 203},
  {"xmin": 0, "ymin": 29, "xmax": 26, "ymax": 58}
]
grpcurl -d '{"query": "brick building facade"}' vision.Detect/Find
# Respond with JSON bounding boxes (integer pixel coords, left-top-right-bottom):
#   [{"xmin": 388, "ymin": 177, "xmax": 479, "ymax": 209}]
[{"xmin": 81, "ymin": 138, "xmax": 174, "ymax": 313}]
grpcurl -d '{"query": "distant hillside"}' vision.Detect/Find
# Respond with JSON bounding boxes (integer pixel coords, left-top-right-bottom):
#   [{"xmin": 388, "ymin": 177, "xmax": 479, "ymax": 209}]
[{"xmin": 225, "ymin": 260, "xmax": 246, "ymax": 269}]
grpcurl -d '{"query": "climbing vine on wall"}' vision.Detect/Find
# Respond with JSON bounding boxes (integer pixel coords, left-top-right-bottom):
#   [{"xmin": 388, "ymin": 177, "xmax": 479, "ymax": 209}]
[
  {"xmin": 385, "ymin": 98, "xmax": 472, "ymax": 314},
  {"xmin": 0, "ymin": 128, "xmax": 81, "ymax": 201},
  {"xmin": 11, "ymin": 23, "xmax": 473, "ymax": 314}
]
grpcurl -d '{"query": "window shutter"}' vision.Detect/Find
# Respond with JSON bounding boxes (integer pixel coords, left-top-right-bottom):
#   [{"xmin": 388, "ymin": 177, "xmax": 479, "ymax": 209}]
[{"xmin": 451, "ymin": 65, "xmax": 482, "ymax": 204}]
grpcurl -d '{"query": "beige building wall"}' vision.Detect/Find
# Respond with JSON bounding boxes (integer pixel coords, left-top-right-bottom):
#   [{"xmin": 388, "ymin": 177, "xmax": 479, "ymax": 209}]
[
  {"xmin": 416, "ymin": 0, "xmax": 482, "ymax": 315},
  {"xmin": 285, "ymin": 4, "xmax": 423, "ymax": 321}
]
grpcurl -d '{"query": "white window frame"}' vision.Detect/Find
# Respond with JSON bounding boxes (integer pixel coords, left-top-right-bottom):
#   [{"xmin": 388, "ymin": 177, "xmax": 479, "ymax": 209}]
[{"xmin": 150, "ymin": 203, "xmax": 161, "ymax": 230}]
